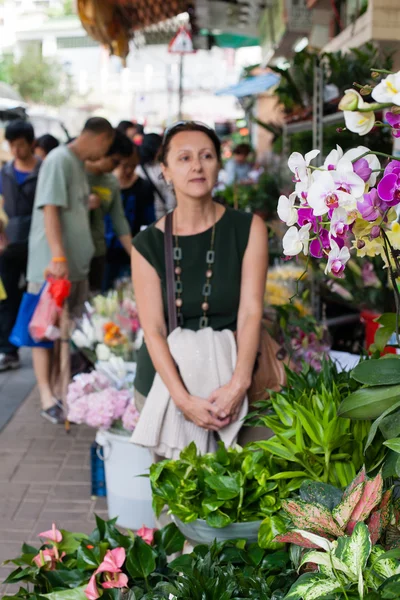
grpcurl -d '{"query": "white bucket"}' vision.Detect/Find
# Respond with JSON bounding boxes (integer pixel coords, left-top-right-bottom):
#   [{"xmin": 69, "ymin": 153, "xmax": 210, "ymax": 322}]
[{"xmin": 96, "ymin": 429, "xmax": 155, "ymax": 529}]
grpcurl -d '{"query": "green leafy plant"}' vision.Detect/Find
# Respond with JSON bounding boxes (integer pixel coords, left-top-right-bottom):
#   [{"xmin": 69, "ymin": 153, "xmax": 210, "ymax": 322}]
[
  {"xmin": 273, "ymin": 470, "xmax": 392, "ymax": 548},
  {"xmin": 284, "ymin": 523, "xmax": 400, "ymax": 600},
  {"xmin": 158, "ymin": 540, "xmax": 296, "ymax": 600},
  {"xmin": 150, "ymin": 441, "xmax": 300, "ymax": 547},
  {"xmin": 247, "ymin": 361, "xmax": 385, "ymax": 489},
  {"xmin": 2, "ymin": 518, "xmax": 184, "ymax": 600}
]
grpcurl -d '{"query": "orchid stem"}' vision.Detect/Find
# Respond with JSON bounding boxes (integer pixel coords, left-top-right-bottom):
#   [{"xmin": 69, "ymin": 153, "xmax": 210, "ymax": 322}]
[
  {"xmin": 370, "ymin": 68, "xmax": 394, "ymax": 75},
  {"xmin": 351, "ymin": 150, "xmax": 400, "ymax": 164},
  {"xmin": 289, "ymin": 256, "xmax": 310, "ymax": 302}
]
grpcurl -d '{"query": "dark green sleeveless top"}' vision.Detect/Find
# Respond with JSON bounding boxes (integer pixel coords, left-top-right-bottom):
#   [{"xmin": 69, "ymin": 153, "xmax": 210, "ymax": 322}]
[{"xmin": 132, "ymin": 206, "xmax": 253, "ymax": 396}]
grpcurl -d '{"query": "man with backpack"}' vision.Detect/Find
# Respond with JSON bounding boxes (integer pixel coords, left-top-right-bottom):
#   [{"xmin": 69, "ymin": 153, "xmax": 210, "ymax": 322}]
[{"xmin": 0, "ymin": 120, "xmax": 41, "ymax": 371}]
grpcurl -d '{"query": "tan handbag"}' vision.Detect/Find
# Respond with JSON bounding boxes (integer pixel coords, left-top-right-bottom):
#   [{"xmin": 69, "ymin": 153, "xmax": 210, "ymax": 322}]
[{"xmin": 247, "ymin": 320, "xmax": 288, "ymax": 405}]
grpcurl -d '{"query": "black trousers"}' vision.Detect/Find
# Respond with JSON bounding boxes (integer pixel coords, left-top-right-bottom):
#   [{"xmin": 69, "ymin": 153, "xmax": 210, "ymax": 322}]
[{"xmin": 0, "ymin": 243, "xmax": 28, "ymax": 355}]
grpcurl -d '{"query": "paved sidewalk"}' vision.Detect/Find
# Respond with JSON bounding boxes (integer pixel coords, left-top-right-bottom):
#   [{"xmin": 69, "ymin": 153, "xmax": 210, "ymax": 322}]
[{"xmin": 0, "ymin": 387, "xmax": 107, "ymax": 597}]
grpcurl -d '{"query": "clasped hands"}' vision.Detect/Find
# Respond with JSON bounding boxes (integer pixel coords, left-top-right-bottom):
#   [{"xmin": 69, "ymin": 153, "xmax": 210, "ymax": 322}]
[{"xmin": 178, "ymin": 381, "xmax": 246, "ymax": 432}]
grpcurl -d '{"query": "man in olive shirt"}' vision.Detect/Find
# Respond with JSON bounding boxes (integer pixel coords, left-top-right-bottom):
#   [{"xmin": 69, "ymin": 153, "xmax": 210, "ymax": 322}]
[
  {"xmin": 86, "ymin": 130, "xmax": 134, "ymax": 291},
  {"xmin": 27, "ymin": 117, "xmax": 116, "ymax": 424}
]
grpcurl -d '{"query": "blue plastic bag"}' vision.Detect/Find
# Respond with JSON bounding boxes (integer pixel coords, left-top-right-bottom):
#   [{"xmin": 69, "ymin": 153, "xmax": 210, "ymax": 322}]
[{"xmin": 9, "ymin": 286, "xmax": 54, "ymax": 349}]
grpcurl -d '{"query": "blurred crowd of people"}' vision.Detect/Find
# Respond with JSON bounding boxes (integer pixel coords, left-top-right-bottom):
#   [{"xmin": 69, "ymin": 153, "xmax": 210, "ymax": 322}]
[{"xmin": 0, "ymin": 115, "xmax": 257, "ymax": 423}]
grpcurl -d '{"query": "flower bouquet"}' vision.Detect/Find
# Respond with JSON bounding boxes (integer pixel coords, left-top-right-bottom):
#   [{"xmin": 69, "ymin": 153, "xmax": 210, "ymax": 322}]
[{"xmin": 66, "ymin": 366, "xmax": 139, "ymax": 434}]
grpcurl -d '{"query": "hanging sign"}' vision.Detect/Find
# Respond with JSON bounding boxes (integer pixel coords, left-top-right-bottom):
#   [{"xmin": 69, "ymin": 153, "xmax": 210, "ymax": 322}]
[{"xmin": 168, "ymin": 26, "xmax": 196, "ymax": 54}]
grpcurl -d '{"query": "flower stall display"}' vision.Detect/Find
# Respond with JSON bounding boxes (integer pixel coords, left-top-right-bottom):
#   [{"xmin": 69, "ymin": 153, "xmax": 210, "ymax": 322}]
[{"xmin": 66, "ymin": 366, "xmax": 139, "ymax": 433}]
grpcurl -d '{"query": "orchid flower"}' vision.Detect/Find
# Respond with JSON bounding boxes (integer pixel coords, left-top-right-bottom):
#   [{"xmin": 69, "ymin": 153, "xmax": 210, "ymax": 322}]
[
  {"xmin": 38, "ymin": 523, "xmax": 62, "ymax": 544},
  {"xmin": 297, "ymin": 207, "xmax": 320, "ymax": 233},
  {"xmin": 324, "ymin": 145, "xmax": 343, "ymax": 171},
  {"xmin": 288, "ymin": 150, "xmax": 320, "ymax": 184},
  {"xmin": 309, "ymin": 228, "xmax": 330, "ymax": 259},
  {"xmin": 377, "ymin": 160, "xmax": 400, "ymax": 207},
  {"xmin": 332, "ymin": 159, "xmax": 365, "ymax": 200},
  {"xmin": 386, "ymin": 112, "xmax": 400, "ymax": 138},
  {"xmin": 343, "ymin": 146, "xmax": 381, "ymax": 187},
  {"xmin": 330, "ymin": 207, "xmax": 350, "ymax": 238},
  {"xmin": 277, "ymin": 193, "xmax": 298, "ymax": 226},
  {"xmin": 372, "ymin": 71, "xmax": 400, "ymax": 105},
  {"xmin": 282, "ymin": 224, "xmax": 311, "ymax": 256},
  {"xmin": 357, "ymin": 189, "xmax": 383, "ymax": 221},
  {"xmin": 137, "ymin": 526, "xmax": 157, "ymax": 545},
  {"xmin": 344, "ymin": 108, "xmax": 376, "ymax": 136},
  {"xmin": 325, "ymin": 238, "xmax": 350, "ymax": 277}
]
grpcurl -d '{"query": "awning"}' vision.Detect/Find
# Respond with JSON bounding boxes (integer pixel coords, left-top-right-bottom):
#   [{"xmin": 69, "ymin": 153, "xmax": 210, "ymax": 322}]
[{"xmin": 215, "ymin": 73, "xmax": 280, "ymax": 98}]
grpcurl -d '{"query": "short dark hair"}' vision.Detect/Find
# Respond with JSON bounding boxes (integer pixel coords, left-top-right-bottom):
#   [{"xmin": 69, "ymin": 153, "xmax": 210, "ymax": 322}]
[
  {"xmin": 83, "ymin": 117, "xmax": 114, "ymax": 137},
  {"xmin": 233, "ymin": 143, "xmax": 251, "ymax": 156},
  {"xmin": 106, "ymin": 129, "xmax": 134, "ymax": 158},
  {"xmin": 5, "ymin": 120, "xmax": 35, "ymax": 144},
  {"xmin": 117, "ymin": 120, "xmax": 135, "ymax": 135},
  {"xmin": 117, "ymin": 120, "xmax": 144, "ymax": 136},
  {"xmin": 160, "ymin": 122, "xmax": 221, "ymax": 165},
  {"xmin": 139, "ymin": 133, "xmax": 162, "ymax": 165},
  {"xmin": 35, "ymin": 134, "xmax": 59, "ymax": 156}
]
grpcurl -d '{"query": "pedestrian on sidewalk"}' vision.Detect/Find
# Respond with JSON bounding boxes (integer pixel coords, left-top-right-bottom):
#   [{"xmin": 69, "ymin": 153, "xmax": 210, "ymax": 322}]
[
  {"xmin": 34, "ymin": 134, "xmax": 59, "ymax": 160},
  {"xmin": 27, "ymin": 117, "xmax": 116, "ymax": 424},
  {"xmin": 104, "ymin": 149, "xmax": 155, "ymax": 290},
  {"xmin": 86, "ymin": 130, "xmax": 134, "ymax": 292},
  {"xmin": 0, "ymin": 120, "xmax": 41, "ymax": 372},
  {"xmin": 136, "ymin": 133, "xmax": 176, "ymax": 221}
]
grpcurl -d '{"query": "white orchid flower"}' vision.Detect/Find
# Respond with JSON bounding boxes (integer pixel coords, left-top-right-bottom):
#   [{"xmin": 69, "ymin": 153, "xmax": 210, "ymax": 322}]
[
  {"xmin": 332, "ymin": 158, "xmax": 365, "ymax": 201},
  {"xmin": 282, "ymin": 223, "xmax": 311, "ymax": 257},
  {"xmin": 325, "ymin": 238, "xmax": 351, "ymax": 276},
  {"xmin": 344, "ymin": 109, "xmax": 375, "ymax": 136},
  {"xmin": 372, "ymin": 72, "xmax": 400, "ymax": 106},
  {"xmin": 338, "ymin": 89, "xmax": 361, "ymax": 111},
  {"xmin": 277, "ymin": 193, "xmax": 298, "ymax": 226},
  {"xmin": 288, "ymin": 150, "xmax": 320, "ymax": 183},
  {"xmin": 330, "ymin": 207, "xmax": 350, "ymax": 238},
  {"xmin": 307, "ymin": 172, "xmax": 343, "ymax": 216},
  {"xmin": 343, "ymin": 146, "xmax": 381, "ymax": 187},
  {"xmin": 324, "ymin": 145, "xmax": 343, "ymax": 171}
]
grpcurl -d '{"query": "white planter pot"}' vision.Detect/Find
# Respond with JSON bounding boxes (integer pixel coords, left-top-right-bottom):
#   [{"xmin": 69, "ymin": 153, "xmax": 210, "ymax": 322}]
[
  {"xmin": 172, "ymin": 515, "xmax": 262, "ymax": 545},
  {"xmin": 96, "ymin": 429, "xmax": 155, "ymax": 530}
]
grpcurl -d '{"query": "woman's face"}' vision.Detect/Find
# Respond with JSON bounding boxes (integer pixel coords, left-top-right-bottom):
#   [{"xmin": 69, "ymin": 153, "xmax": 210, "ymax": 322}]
[{"xmin": 162, "ymin": 131, "xmax": 219, "ymax": 199}]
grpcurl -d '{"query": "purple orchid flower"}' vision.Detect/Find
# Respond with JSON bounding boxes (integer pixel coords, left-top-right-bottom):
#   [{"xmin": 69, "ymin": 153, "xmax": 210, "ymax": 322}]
[
  {"xmin": 377, "ymin": 160, "xmax": 400, "ymax": 207},
  {"xmin": 310, "ymin": 228, "xmax": 330, "ymax": 258},
  {"xmin": 386, "ymin": 112, "xmax": 400, "ymax": 138},
  {"xmin": 298, "ymin": 207, "xmax": 320, "ymax": 233},
  {"xmin": 357, "ymin": 188, "xmax": 383, "ymax": 221},
  {"xmin": 353, "ymin": 158, "xmax": 372, "ymax": 182}
]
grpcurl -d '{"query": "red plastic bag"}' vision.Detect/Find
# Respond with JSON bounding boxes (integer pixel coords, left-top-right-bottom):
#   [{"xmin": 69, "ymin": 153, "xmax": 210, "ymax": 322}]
[{"xmin": 29, "ymin": 278, "xmax": 71, "ymax": 342}]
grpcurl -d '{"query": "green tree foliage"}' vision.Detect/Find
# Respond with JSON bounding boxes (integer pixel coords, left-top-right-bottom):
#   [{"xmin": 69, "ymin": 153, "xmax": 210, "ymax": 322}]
[{"xmin": 0, "ymin": 45, "xmax": 72, "ymax": 106}]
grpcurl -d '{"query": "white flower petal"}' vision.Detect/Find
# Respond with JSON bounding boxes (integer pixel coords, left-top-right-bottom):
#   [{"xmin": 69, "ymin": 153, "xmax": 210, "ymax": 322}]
[{"xmin": 344, "ymin": 110, "xmax": 375, "ymax": 136}]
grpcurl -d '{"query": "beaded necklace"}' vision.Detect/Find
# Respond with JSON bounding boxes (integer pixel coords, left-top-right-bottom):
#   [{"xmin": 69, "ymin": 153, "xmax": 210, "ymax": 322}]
[{"xmin": 173, "ymin": 210, "xmax": 216, "ymax": 329}]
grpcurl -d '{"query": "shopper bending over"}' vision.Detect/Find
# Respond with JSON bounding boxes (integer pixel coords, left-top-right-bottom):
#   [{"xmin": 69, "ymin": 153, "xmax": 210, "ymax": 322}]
[
  {"xmin": 27, "ymin": 117, "xmax": 116, "ymax": 424},
  {"xmin": 131, "ymin": 122, "xmax": 268, "ymax": 447}
]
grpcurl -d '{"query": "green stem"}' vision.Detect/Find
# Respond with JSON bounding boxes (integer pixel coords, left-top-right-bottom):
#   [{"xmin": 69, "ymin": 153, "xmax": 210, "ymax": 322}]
[
  {"xmin": 329, "ymin": 552, "xmax": 350, "ymax": 600},
  {"xmin": 351, "ymin": 150, "xmax": 400, "ymax": 164},
  {"xmin": 382, "ymin": 231, "xmax": 400, "ymax": 347},
  {"xmin": 324, "ymin": 450, "xmax": 331, "ymax": 484},
  {"xmin": 356, "ymin": 102, "xmax": 393, "ymax": 113},
  {"xmin": 371, "ymin": 68, "xmax": 394, "ymax": 75},
  {"xmin": 289, "ymin": 256, "xmax": 310, "ymax": 302}
]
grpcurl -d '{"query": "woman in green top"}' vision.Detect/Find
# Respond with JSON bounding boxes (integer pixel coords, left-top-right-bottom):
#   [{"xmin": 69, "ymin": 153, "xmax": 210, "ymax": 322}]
[{"xmin": 131, "ymin": 122, "xmax": 268, "ymax": 435}]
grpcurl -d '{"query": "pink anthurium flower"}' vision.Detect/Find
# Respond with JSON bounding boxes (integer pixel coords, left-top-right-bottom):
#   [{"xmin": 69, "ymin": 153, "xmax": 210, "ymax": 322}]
[
  {"xmin": 96, "ymin": 548, "xmax": 126, "ymax": 574},
  {"xmin": 38, "ymin": 523, "xmax": 62, "ymax": 544},
  {"xmin": 137, "ymin": 526, "xmax": 157, "ymax": 546},
  {"xmin": 102, "ymin": 573, "xmax": 129, "ymax": 589},
  {"xmin": 85, "ymin": 573, "xmax": 100, "ymax": 600},
  {"xmin": 33, "ymin": 547, "xmax": 65, "ymax": 570}
]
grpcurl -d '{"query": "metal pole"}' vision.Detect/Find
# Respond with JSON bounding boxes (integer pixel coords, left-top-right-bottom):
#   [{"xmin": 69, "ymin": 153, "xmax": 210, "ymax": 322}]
[
  {"xmin": 312, "ymin": 57, "xmax": 324, "ymax": 166},
  {"xmin": 178, "ymin": 53, "xmax": 184, "ymax": 120}
]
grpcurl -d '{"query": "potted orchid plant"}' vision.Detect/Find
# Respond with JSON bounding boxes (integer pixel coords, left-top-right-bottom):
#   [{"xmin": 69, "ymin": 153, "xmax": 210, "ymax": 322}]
[{"xmin": 277, "ymin": 67, "xmax": 400, "ymax": 438}]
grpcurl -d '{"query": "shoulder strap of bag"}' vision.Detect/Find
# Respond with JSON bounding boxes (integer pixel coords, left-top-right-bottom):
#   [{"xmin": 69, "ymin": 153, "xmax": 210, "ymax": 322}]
[
  {"xmin": 164, "ymin": 211, "xmax": 178, "ymax": 333},
  {"xmin": 142, "ymin": 164, "xmax": 166, "ymax": 205}
]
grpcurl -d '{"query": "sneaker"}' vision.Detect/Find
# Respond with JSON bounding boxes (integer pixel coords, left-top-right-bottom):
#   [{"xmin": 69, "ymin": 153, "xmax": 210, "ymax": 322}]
[
  {"xmin": 0, "ymin": 353, "xmax": 20, "ymax": 372},
  {"xmin": 41, "ymin": 404, "xmax": 65, "ymax": 425}
]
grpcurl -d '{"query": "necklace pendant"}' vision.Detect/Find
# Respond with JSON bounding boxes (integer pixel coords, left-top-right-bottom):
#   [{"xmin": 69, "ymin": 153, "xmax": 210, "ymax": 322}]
[
  {"xmin": 206, "ymin": 269, "xmax": 213, "ymax": 279},
  {"xmin": 202, "ymin": 302, "xmax": 209, "ymax": 311},
  {"xmin": 175, "ymin": 298, "xmax": 183, "ymax": 308},
  {"xmin": 173, "ymin": 247, "xmax": 182, "ymax": 261},
  {"xmin": 206, "ymin": 250, "xmax": 215, "ymax": 264},
  {"xmin": 175, "ymin": 266, "xmax": 182, "ymax": 276},
  {"xmin": 199, "ymin": 316, "xmax": 209, "ymax": 329}
]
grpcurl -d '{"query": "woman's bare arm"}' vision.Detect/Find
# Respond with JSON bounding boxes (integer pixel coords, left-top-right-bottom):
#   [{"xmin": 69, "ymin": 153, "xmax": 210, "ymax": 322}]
[{"xmin": 209, "ymin": 215, "xmax": 268, "ymax": 418}]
